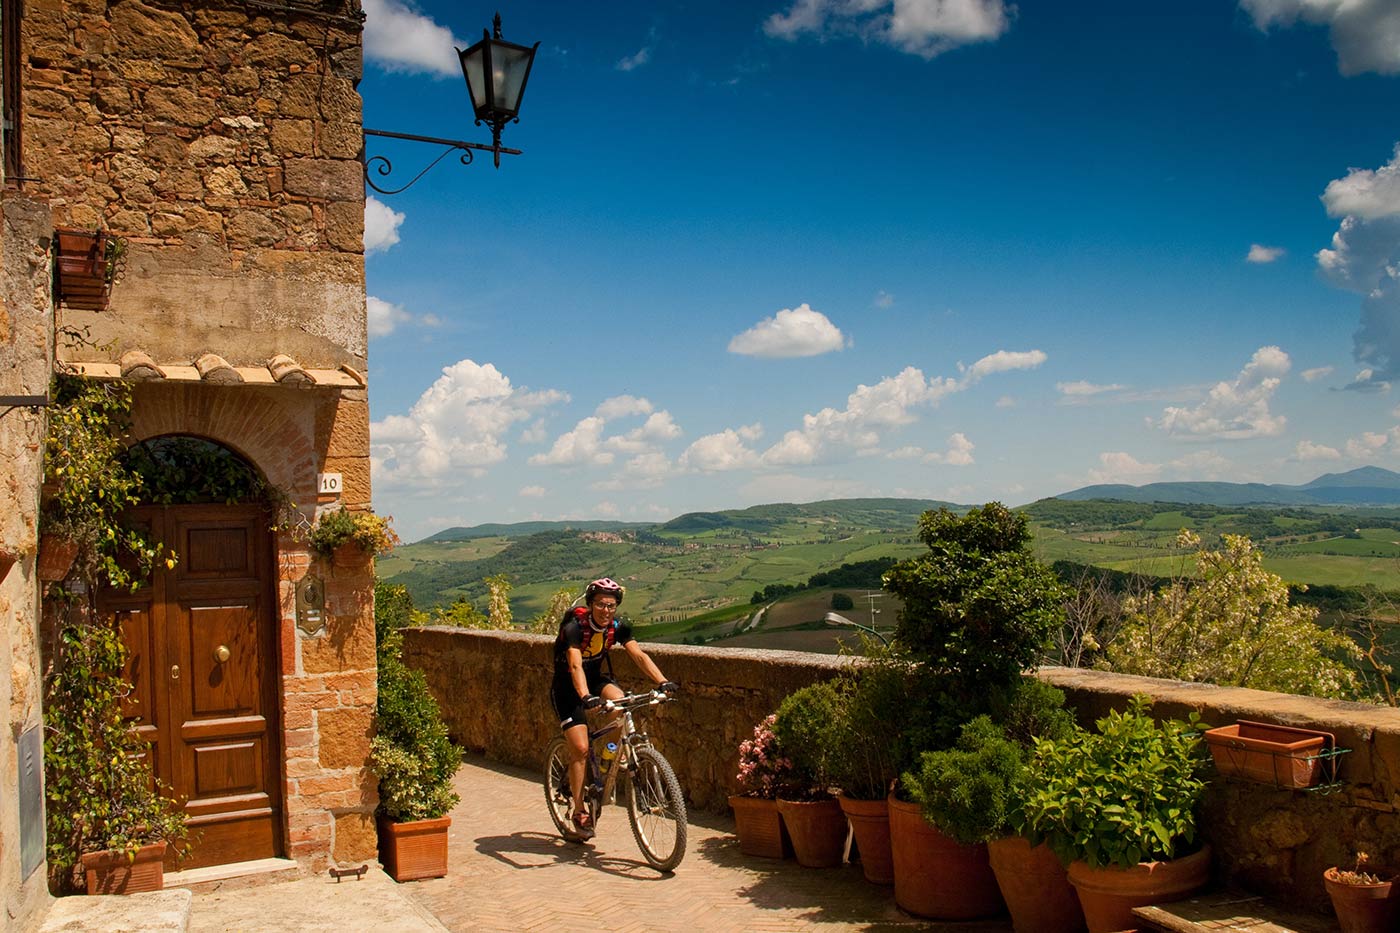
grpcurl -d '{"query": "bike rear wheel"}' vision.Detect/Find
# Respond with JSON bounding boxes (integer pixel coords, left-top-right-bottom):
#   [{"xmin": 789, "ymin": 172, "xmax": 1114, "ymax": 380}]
[
  {"xmin": 625, "ymin": 746, "xmax": 687, "ymax": 871},
  {"xmin": 543, "ymin": 737, "xmax": 598, "ymax": 841}
]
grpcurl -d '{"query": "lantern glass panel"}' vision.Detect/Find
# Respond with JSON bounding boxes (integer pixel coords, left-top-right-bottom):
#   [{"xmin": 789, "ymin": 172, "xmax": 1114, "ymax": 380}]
[
  {"xmin": 460, "ymin": 44, "xmax": 487, "ymax": 113},
  {"xmin": 492, "ymin": 44, "xmax": 534, "ymax": 115}
]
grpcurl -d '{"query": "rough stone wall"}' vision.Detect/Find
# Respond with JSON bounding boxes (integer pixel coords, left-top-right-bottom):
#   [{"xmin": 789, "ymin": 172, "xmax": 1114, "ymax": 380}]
[
  {"xmin": 129, "ymin": 381, "xmax": 378, "ymax": 869},
  {"xmin": 24, "ymin": 0, "xmax": 366, "ymax": 367},
  {"xmin": 0, "ymin": 195, "xmax": 56, "ymax": 929},
  {"xmin": 400, "ymin": 628, "xmax": 1400, "ymax": 914}
]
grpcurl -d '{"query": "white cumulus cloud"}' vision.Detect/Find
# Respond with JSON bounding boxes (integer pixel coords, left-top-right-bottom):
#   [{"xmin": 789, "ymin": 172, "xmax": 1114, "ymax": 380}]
[
  {"xmin": 1088, "ymin": 452, "xmax": 1162, "ymax": 485},
  {"xmin": 367, "ymin": 296, "xmax": 412, "ymax": 338},
  {"xmin": 1294, "ymin": 440, "xmax": 1342, "ymax": 461},
  {"xmin": 519, "ymin": 485, "xmax": 547, "ymax": 498},
  {"xmin": 766, "ymin": 0, "xmax": 1012, "ymax": 60},
  {"xmin": 679, "ymin": 429, "xmax": 762, "ymax": 472},
  {"xmin": 362, "ymin": 0, "xmax": 463, "ymax": 77},
  {"xmin": 371, "ymin": 360, "xmax": 568, "ymax": 486},
  {"xmin": 596, "ymin": 395, "xmax": 654, "ymax": 420},
  {"xmin": 728, "ymin": 303, "xmax": 850, "ymax": 358},
  {"xmin": 1241, "ymin": 0, "xmax": 1400, "ymax": 75},
  {"xmin": 364, "ymin": 197, "xmax": 405, "ymax": 255},
  {"xmin": 1246, "ymin": 244, "xmax": 1285, "ymax": 263},
  {"xmin": 1057, "ymin": 380, "xmax": 1126, "ymax": 400},
  {"xmin": 1156, "ymin": 346, "xmax": 1291, "ymax": 439},
  {"xmin": 962, "ymin": 349, "xmax": 1047, "ymax": 385},
  {"xmin": 923, "ymin": 433, "xmax": 975, "ymax": 466},
  {"xmin": 1316, "ymin": 145, "xmax": 1400, "ymax": 390},
  {"xmin": 529, "ymin": 416, "xmax": 613, "ymax": 467},
  {"xmin": 1301, "ymin": 366, "xmax": 1335, "ymax": 382}
]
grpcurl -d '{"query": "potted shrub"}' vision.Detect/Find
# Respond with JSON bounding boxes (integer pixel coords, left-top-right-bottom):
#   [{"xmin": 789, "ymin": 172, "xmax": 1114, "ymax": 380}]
[
  {"xmin": 1021, "ymin": 695, "xmax": 1212, "ymax": 933},
  {"xmin": 772, "ymin": 680, "xmax": 849, "ymax": 868},
  {"xmin": 310, "ymin": 508, "xmax": 399, "ymax": 564},
  {"xmin": 827, "ymin": 653, "xmax": 908, "ymax": 885},
  {"xmin": 372, "ymin": 583, "xmax": 462, "ymax": 881},
  {"xmin": 882, "ymin": 503, "xmax": 1066, "ymax": 917},
  {"xmin": 730, "ymin": 714, "xmax": 798, "ymax": 859},
  {"xmin": 1324, "ymin": 852, "xmax": 1398, "ymax": 933},
  {"xmin": 905, "ymin": 681, "xmax": 1084, "ymax": 929}
]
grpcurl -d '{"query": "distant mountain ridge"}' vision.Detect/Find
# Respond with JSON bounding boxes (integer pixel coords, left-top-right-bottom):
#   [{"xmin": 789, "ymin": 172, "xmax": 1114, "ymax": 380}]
[
  {"xmin": 417, "ymin": 497, "xmax": 951, "ymax": 545},
  {"xmin": 1056, "ymin": 466, "xmax": 1400, "ymax": 506}
]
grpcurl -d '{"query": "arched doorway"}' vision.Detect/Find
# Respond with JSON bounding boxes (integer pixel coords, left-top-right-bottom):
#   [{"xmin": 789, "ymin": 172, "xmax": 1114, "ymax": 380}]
[{"xmin": 100, "ymin": 436, "xmax": 284, "ymax": 868}]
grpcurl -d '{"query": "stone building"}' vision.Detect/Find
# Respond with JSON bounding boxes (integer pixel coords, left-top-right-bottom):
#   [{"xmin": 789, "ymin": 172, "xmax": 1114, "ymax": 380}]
[{"xmin": 2, "ymin": 1, "xmax": 376, "ymax": 925}]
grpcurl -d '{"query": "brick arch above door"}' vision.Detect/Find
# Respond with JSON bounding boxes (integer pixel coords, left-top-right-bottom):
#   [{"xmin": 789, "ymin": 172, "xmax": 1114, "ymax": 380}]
[{"xmin": 128, "ymin": 383, "xmax": 320, "ymax": 503}]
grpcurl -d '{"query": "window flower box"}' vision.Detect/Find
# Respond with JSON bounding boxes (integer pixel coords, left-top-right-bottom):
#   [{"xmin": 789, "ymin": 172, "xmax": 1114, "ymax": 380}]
[{"xmin": 1204, "ymin": 721, "xmax": 1333, "ymax": 789}]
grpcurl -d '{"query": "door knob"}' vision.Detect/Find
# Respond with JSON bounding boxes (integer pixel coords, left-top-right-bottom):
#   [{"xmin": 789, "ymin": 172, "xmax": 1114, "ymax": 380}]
[
  {"xmin": 170, "ymin": 664, "xmax": 180, "ymax": 681},
  {"xmin": 214, "ymin": 645, "xmax": 231, "ymax": 663}
]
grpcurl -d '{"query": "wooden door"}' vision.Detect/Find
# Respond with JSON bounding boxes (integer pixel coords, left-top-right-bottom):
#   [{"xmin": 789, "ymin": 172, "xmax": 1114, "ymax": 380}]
[{"xmin": 103, "ymin": 503, "xmax": 284, "ymax": 869}]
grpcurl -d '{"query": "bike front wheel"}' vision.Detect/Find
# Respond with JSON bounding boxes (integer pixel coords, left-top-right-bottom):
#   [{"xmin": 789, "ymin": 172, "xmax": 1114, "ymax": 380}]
[{"xmin": 625, "ymin": 746, "xmax": 687, "ymax": 871}]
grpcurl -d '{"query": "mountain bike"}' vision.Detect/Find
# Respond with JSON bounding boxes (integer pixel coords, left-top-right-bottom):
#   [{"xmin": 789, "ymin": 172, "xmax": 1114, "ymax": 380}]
[{"xmin": 543, "ymin": 689, "xmax": 688, "ymax": 872}]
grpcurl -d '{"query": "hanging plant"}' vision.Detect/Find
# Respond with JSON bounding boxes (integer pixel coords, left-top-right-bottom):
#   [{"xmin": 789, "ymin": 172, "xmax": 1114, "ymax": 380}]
[{"xmin": 309, "ymin": 509, "xmax": 399, "ymax": 559}]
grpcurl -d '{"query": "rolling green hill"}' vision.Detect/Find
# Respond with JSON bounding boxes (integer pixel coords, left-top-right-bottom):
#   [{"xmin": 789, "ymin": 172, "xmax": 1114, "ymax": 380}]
[
  {"xmin": 378, "ymin": 495, "xmax": 1400, "ymax": 624},
  {"xmin": 381, "ymin": 498, "xmax": 941, "ymax": 616}
]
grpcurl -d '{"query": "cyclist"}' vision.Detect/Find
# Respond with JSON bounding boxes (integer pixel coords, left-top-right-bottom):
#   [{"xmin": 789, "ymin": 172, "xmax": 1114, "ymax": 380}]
[{"xmin": 552, "ymin": 577, "xmax": 675, "ymax": 839}]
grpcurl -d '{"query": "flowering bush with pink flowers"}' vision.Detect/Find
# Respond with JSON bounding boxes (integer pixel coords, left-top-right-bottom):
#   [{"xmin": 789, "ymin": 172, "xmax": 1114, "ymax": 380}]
[{"xmin": 736, "ymin": 714, "xmax": 801, "ymax": 799}]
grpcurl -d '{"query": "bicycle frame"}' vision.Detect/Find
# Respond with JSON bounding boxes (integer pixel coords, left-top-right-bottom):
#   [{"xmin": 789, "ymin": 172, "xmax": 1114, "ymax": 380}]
[{"xmin": 586, "ymin": 693, "xmax": 663, "ymax": 807}]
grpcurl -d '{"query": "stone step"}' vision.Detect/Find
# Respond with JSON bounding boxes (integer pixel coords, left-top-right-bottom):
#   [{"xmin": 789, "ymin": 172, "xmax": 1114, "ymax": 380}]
[{"xmin": 37, "ymin": 889, "xmax": 191, "ymax": 933}]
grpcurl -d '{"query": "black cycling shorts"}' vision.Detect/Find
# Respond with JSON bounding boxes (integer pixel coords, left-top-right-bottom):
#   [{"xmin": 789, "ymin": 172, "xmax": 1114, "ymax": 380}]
[{"xmin": 551, "ymin": 673, "xmax": 617, "ymax": 730}]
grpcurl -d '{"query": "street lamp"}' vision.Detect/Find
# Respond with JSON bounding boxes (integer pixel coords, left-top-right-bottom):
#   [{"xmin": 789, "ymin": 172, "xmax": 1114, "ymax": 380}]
[
  {"xmin": 823, "ymin": 612, "xmax": 890, "ymax": 647},
  {"xmin": 362, "ymin": 13, "xmax": 539, "ymax": 193},
  {"xmin": 458, "ymin": 13, "xmax": 539, "ymax": 168}
]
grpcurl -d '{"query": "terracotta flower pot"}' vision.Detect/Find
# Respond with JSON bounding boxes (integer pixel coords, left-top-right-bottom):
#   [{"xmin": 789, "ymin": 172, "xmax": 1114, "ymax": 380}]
[
  {"xmin": 37, "ymin": 534, "xmax": 80, "ymax": 582},
  {"xmin": 81, "ymin": 841, "xmax": 167, "ymax": 895},
  {"xmin": 379, "ymin": 815, "xmax": 450, "ymax": 881},
  {"xmin": 987, "ymin": 835, "xmax": 1085, "ymax": 933},
  {"xmin": 1324, "ymin": 867, "xmax": 1398, "ymax": 933},
  {"xmin": 1204, "ymin": 721, "xmax": 1332, "ymax": 788},
  {"xmin": 728, "ymin": 794, "xmax": 791, "ymax": 859},
  {"xmin": 838, "ymin": 794, "xmax": 892, "ymax": 885},
  {"xmin": 887, "ymin": 794, "xmax": 1004, "ymax": 920},
  {"xmin": 776, "ymin": 796, "xmax": 847, "ymax": 868},
  {"xmin": 1066, "ymin": 844, "xmax": 1211, "ymax": 933}
]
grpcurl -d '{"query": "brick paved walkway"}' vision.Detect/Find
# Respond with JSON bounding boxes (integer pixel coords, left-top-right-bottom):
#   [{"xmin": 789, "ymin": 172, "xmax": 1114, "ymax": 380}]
[{"xmin": 399, "ymin": 753, "xmax": 1013, "ymax": 933}]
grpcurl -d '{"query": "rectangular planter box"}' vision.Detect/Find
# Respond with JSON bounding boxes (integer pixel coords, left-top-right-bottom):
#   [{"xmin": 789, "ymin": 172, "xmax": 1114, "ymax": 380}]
[
  {"xmin": 80, "ymin": 841, "xmax": 167, "ymax": 895},
  {"xmin": 1204, "ymin": 721, "xmax": 1332, "ymax": 789},
  {"xmin": 379, "ymin": 815, "xmax": 450, "ymax": 881}
]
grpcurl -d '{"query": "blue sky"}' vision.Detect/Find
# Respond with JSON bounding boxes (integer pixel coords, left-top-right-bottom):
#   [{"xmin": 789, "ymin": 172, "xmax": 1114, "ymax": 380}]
[{"xmin": 358, "ymin": 0, "xmax": 1400, "ymax": 541}]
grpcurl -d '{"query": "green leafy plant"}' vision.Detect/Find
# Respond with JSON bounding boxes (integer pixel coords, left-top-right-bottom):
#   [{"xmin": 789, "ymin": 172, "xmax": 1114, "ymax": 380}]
[
  {"xmin": 883, "ymin": 503, "xmax": 1065, "ymax": 751},
  {"xmin": 44, "ymin": 607, "xmax": 190, "ymax": 892},
  {"xmin": 905, "ymin": 680, "xmax": 1076, "ymax": 844},
  {"xmin": 772, "ymin": 679, "xmax": 845, "ymax": 800},
  {"xmin": 1019, "ymin": 695, "xmax": 1209, "ymax": 869},
  {"xmin": 310, "ymin": 509, "xmax": 399, "ymax": 559},
  {"xmin": 826, "ymin": 649, "xmax": 912, "ymax": 800},
  {"xmin": 372, "ymin": 583, "xmax": 461, "ymax": 822},
  {"xmin": 42, "ymin": 376, "xmax": 169, "ymax": 590},
  {"xmin": 1106, "ymin": 530, "xmax": 1363, "ymax": 699},
  {"xmin": 907, "ymin": 716, "xmax": 1025, "ymax": 845}
]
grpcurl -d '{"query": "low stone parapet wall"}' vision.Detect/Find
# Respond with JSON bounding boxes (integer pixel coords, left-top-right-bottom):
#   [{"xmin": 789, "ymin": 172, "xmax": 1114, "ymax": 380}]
[{"xmin": 400, "ymin": 627, "xmax": 1399, "ymax": 912}]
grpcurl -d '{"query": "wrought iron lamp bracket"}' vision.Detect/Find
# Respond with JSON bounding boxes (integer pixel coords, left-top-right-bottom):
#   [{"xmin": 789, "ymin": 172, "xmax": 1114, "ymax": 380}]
[{"xmin": 361, "ymin": 128, "xmax": 522, "ymax": 195}]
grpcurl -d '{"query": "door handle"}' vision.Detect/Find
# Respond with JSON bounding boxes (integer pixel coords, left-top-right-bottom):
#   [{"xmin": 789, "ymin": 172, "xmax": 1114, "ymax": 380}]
[
  {"xmin": 214, "ymin": 645, "xmax": 231, "ymax": 664},
  {"xmin": 170, "ymin": 664, "xmax": 180, "ymax": 681}
]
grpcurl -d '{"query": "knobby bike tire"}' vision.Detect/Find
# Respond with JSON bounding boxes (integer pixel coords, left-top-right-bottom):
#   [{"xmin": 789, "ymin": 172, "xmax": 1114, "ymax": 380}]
[
  {"xmin": 543, "ymin": 737, "xmax": 600, "ymax": 842},
  {"xmin": 625, "ymin": 746, "xmax": 687, "ymax": 871}
]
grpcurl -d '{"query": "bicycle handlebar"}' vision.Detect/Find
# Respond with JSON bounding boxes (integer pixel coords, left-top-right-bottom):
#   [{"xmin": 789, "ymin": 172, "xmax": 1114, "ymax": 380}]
[{"xmin": 602, "ymin": 689, "xmax": 673, "ymax": 713}]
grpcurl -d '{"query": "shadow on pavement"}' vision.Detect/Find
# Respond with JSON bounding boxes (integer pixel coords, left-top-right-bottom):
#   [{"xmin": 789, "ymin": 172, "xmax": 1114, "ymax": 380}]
[{"xmin": 474, "ymin": 831, "xmax": 676, "ymax": 881}]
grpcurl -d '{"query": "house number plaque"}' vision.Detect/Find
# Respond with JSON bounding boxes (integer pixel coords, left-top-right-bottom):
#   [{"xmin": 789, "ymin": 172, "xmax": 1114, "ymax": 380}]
[{"xmin": 296, "ymin": 576, "xmax": 326, "ymax": 634}]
